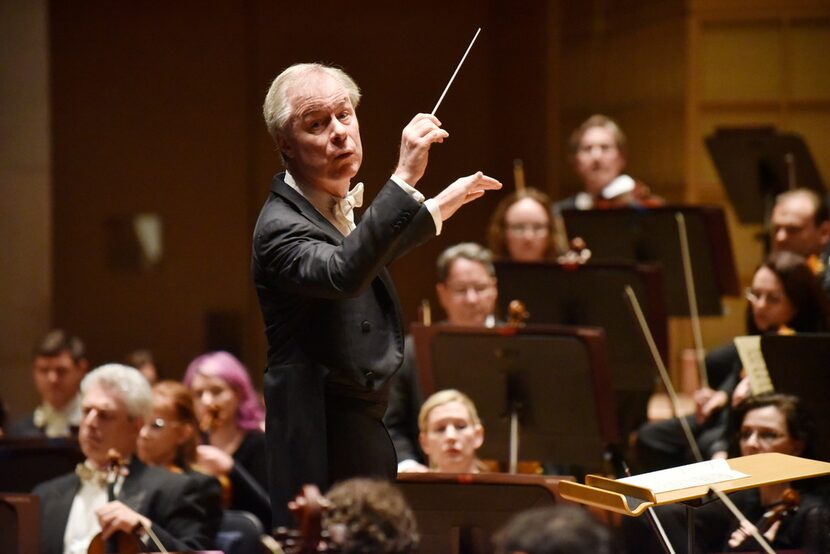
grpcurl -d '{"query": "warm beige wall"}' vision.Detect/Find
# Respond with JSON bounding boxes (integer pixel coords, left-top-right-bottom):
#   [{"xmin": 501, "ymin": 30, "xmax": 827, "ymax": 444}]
[{"xmin": 0, "ymin": 0, "xmax": 51, "ymax": 420}]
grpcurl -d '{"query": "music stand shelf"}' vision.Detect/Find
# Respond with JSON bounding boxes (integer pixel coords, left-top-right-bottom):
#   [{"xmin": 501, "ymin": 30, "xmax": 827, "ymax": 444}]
[{"xmin": 559, "ymin": 453, "xmax": 830, "ymax": 517}]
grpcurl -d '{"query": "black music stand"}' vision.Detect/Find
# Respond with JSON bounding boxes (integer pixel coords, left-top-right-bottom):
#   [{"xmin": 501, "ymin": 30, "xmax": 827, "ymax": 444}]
[
  {"xmin": 705, "ymin": 126, "xmax": 826, "ymax": 225},
  {"xmin": 759, "ymin": 334, "xmax": 830, "ymax": 461},
  {"xmin": 411, "ymin": 324, "xmax": 618, "ymax": 472},
  {"xmin": 560, "ymin": 205, "xmax": 740, "ymax": 316},
  {"xmin": 0, "ymin": 438, "xmax": 83, "ymax": 492},
  {"xmin": 396, "ymin": 472, "xmax": 571, "ymax": 554},
  {"xmin": 495, "ymin": 261, "xmax": 666, "ymax": 442}
]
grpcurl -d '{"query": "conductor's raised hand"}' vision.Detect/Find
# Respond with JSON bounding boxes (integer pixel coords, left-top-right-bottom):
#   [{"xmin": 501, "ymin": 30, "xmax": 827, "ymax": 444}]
[
  {"xmin": 393, "ymin": 114, "xmax": 449, "ymax": 187},
  {"xmin": 434, "ymin": 171, "xmax": 502, "ymax": 221}
]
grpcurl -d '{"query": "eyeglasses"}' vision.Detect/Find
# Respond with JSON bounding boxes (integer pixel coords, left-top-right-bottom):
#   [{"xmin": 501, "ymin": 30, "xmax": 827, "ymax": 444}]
[
  {"xmin": 505, "ymin": 223, "xmax": 549, "ymax": 237},
  {"xmin": 744, "ymin": 287, "xmax": 786, "ymax": 305},
  {"xmin": 738, "ymin": 428, "xmax": 787, "ymax": 445},
  {"xmin": 144, "ymin": 417, "xmax": 181, "ymax": 432}
]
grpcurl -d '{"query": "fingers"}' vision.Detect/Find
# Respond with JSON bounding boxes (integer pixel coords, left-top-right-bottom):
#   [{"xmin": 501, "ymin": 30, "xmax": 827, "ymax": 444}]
[{"xmin": 97, "ymin": 502, "xmax": 139, "ymax": 538}]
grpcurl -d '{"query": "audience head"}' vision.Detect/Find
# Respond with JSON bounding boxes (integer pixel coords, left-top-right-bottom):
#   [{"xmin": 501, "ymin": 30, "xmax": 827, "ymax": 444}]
[
  {"xmin": 79, "ymin": 364, "xmax": 152, "ymax": 467},
  {"xmin": 418, "ymin": 389, "xmax": 484, "ymax": 473},
  {"xmin": 125, "ymin": 348, "xmax": 159, "ymax": 385},
  {"xmin": 435, "ymin": 243, "xmax": 498, "ymax": 326},
  {"xmin": 494, "ymin": 504, "xmax": 615, "ymax": 554},
  {"xmin": 488, "ymin": 188, "xmax": 555, "ymax": 262},
  {"xmin": 733, "ymin": 393, "xmax": 814, "ymax": 459},
  {"xmin": 324, "ymin": 478, "xmax": 419, "ymax": 554},
  {"xmin": 32, "ymin": 329, "xmax": 89, "ymax": 411},
  {"xmin": 569, "ymin": 114, "xmax": 627, "ymax": 197},
  {"xmin": 137, "ymin": 381, "xmax": 199, "ymax": 469},
  {"xmin": 745, "ymin": 251, "xmax": 829, "ymax": 334},
  {"xmin": 183, "ymin": 351, "xmax": 264, "ymax": 432},
  {"xmin": 771, "ymin": 188, "xmax": 830, "ymax": 258}
]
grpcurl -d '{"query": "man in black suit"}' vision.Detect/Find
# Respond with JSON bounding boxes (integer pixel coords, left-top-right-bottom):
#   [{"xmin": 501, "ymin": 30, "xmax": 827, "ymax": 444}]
[
  {"xmin": 8, "ymin": 329, "xmax": 88, "ymax": 438},
  {"xmin": 253, "ymin": 62, "xmax": 501, "ymax": 526},
  {"xmin": 33, "ymin": 364, "xmax": 216, "ymax": 553}
]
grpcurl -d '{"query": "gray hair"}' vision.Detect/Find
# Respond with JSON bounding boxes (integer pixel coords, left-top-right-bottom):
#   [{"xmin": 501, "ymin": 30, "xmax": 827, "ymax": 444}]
[
  {"xmin": 436, "ymin": 242, "xmax": 495, "ymax": 283},
  {"xmin": 81, "ymin": 363, "xmax": 152, "ymax": 420},
  {"xmin": 263, "ymin": 63, "xmax": 362, "ymax": 145}
]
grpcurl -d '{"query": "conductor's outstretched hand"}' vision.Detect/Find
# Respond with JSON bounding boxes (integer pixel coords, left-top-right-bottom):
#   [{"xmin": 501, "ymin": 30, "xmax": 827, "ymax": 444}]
[
  {"xmin": 435, "ymin": 172, "xmax": 502, "ymax": 221},
  {"xmin": 394, "ymin": 113, "xmax": 449, "ymax": 187}
]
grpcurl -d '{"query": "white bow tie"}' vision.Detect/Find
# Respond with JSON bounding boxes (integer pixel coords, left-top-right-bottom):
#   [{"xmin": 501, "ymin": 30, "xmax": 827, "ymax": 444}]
[
  {"xmin": 333, "ymin": 183, "xmax": 364, "ymax": 235},
  {"xmin": 336, "ymin": 182, "xmax": 364, "ymax": 218}
]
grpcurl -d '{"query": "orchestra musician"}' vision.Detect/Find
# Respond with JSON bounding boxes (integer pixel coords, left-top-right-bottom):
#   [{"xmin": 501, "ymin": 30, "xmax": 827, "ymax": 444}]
[
  {"xmin": 384, "ymin": 243, "xmax": 498, "ymax": 472},
  {"xmin": 553, "ymin": 114, "xmax": 663, "ymax": 213},
  {"xmin": 770, "ymin": 188, "xmax": 830, "ymax": 297},
  {"xmin": 323, "ymin": 478, "xmax": 420, "ymax": 554},
  {"xmin": 487, "ymin": 188, "xmax": 558, "ymax": 262},
  {"xmin": 183, "ymin": 351, "xmax": 271, "ymax": 529},
  {"xmin": 636, "ymin": 251, "xmax": 830, "ymax": 472},
  {"xmin": 7, "ymin": 329, "xmax": 88, "ymax": 438},
  {"xmin": 136, "ymin": 380, "xmax": 223, "ymax": 537},
  {"xmin": 253, "ymin": 62, "xmax": 501, "ymax": 527},
  {"xmin": 721, "ymin": 393, "xmax": 829, "ymax": 552},
  {"xmin": 416, "ymin": 389, "xmax": 486, "ymax": 474},
  {"xmin": 33, "ymin": 364, "xmax": 216, "ymax": 553}
]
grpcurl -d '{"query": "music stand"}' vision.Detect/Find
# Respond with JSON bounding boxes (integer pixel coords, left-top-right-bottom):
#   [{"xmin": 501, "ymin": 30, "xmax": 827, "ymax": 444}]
[
  {"xmin": 396, "ymin": 472, "xmax": 571, "ymax": 554},
  {"xmin": 411, "ymin": 324, "xmax": 618, "ymax": 472},
  {"xmin": 560, "ymin": 453, "xmax": 830, "ymax": 553},
  {"xmin": 495, "ymin": 261, "xmax": 666, "ymax": 441},
  {"xmin": 758, "ymin": 334, "xmax": 830, "ymax": 462},
  {"xmin": 560, "ymin": 206, "xmax": 740, "ymax": 316},
  {"xmin": 0, "ymin": 438, "xmax": 83, "ymax": 492},
  {"xmin": 705, "ymin": 126, "xmax": 826, "ymax": 225}
]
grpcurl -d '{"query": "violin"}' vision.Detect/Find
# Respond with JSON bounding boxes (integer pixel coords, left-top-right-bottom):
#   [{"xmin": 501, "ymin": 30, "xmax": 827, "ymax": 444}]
[
  {"xmin": 593, "ymin": 179, "xmax": 664, "ymax": 210},
  {"xmin": 556, "ymin": 237, "xmax": 592, "ymax": 269},
  {"xmin": 759, "ymin": 488, "xmax": 800, "ymax": 535},
  {"xmin": 273, "ymin": 484, "xmax": 338, "ymax": 553},
  {"xmin": 506, "ymin": 300, "xmax": 529, "ymax": 328},
  {"xmin": 86, "ymin": 450, "xmax": 143, "ymax": 554}
]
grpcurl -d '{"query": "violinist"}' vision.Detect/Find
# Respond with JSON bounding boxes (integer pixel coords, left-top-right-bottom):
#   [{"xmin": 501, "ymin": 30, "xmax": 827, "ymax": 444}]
[
  {"xmin": 183, "ymin": 351, "xmax": 271, "ymax": 529},
  {"xmin": 722, "ymin": 393, "xmax": 829, "ymax": 552},
  {"xmin": 136, "ymin": 380, "xmax": 223, "ymax": 537},
  {"xmin": 636, "ymin": 251, "xmax": 830, "ymax": 472},
  {"xmin": 487, "ymin": 188, "xmax": 558, "ymax": 262},
  {"xmin": 770, "ymin": 188, "xmax": 830, "ymax": 298},
  {"xmin": 32, "ymin": 363, "xmax": 215, "ymax": 553},
  {"xmin": 553, "ymin": 114, "xmax": 663, "ymax": 213}
]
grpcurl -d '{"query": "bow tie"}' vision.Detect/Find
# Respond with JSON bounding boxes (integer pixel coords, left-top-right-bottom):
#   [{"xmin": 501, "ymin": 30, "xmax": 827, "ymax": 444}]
[
  {"xmin": 335, "ymin": 182, "xmax": 364, "ymax": 221},
  {"xmin": 75, "ymin": 463, "xmax": 109, "ymax": 487}
]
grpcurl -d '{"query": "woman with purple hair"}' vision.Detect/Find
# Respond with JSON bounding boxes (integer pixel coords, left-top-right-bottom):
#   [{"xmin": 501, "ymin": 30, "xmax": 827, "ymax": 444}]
[{"xmin": 183, "ymin": 351, "xmax": 270, "ymax": 529}]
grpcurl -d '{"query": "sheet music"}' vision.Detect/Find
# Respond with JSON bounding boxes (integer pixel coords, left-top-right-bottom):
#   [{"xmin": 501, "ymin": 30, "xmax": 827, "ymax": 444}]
[
  {"xmin": 619, "ymin": 459, "xmax": 749, "ymax": 494},
  {"xmin": 734, "ymin": 335, "xmax": 774, "ymax": 395}
]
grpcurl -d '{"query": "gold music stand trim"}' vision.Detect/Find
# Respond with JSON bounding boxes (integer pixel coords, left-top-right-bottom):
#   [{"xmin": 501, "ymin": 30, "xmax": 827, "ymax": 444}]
[{"xmin": 559, "ymin": 453, "xmax": 830, "ymax": 517}]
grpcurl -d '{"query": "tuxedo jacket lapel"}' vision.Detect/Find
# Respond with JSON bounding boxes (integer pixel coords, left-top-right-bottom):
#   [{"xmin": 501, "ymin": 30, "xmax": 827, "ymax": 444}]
[
  {"xmin": 42, "ymin": 476, "xmax": 81, "ymax": 553},
  {"xmin": 118, "ymin": 459, "xmax": 149, "ymax": 513},
  {"xmin": 271, "ymin": 175, "xmax": 344, "ymax": 244}
]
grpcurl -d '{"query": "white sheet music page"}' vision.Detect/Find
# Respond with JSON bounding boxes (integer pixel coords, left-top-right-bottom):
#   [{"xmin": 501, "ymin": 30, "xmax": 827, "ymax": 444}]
[{"xmin": 618, "ymin": 459, "xmax": 749, "ymax": 494}]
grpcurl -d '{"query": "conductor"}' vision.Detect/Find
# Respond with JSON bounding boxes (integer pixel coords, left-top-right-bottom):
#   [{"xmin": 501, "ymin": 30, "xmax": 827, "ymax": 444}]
[{"xmin": 253, "ymin": 62, "xmax": 501, "ymax": 527}]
